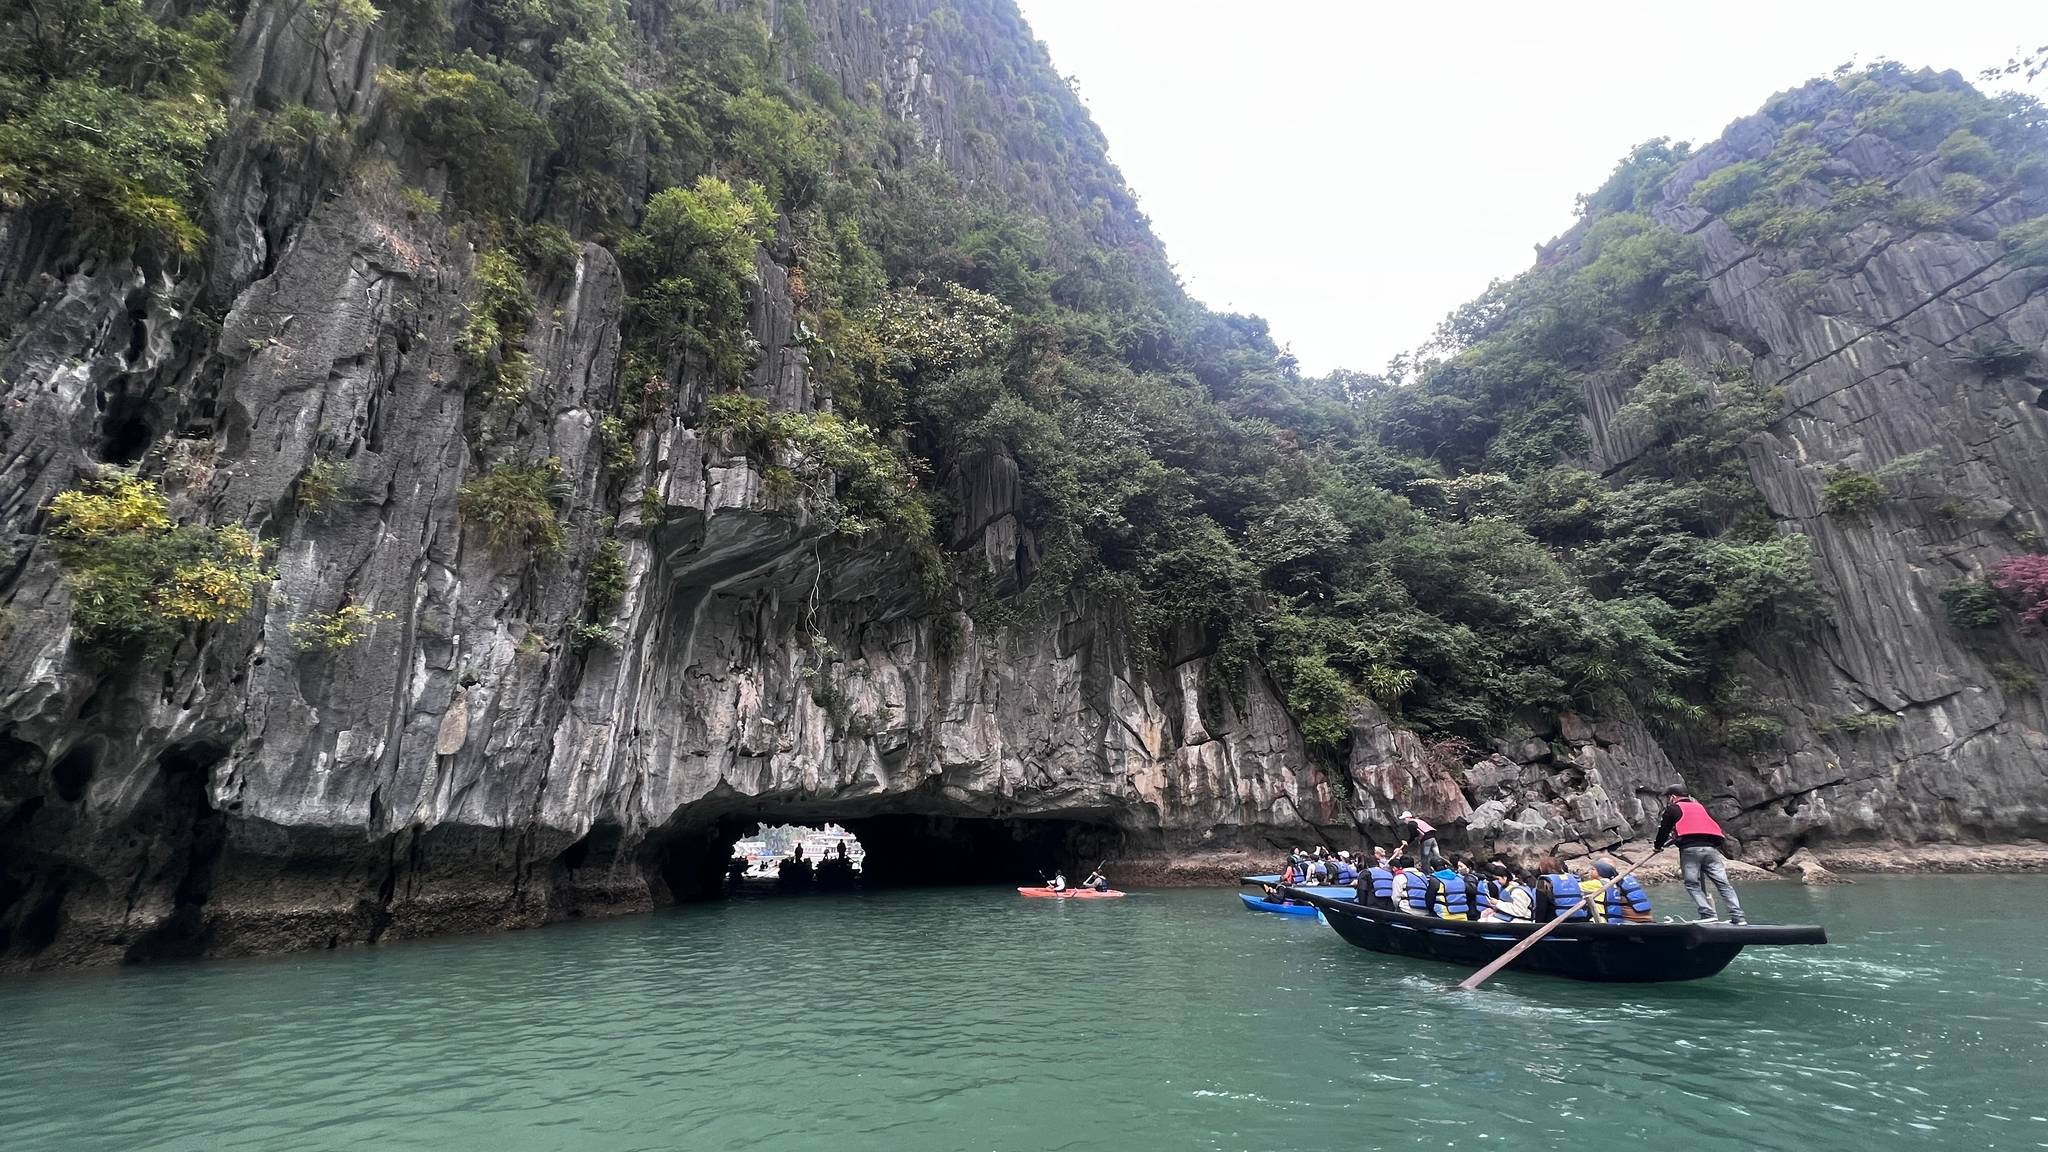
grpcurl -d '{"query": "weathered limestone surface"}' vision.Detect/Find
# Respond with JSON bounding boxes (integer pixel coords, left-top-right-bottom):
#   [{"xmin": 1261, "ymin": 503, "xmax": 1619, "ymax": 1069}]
[
  {"xmin": 2, "ymin": 21, "xmax": 2045, "ymax": 970},
  {"xmin": 0, "ymin": 0, "xmax": 1351, "ymax": 969},
  {"xmin": 1631, "ymin": 78, "xmax": 2048, "ymax": 854}
]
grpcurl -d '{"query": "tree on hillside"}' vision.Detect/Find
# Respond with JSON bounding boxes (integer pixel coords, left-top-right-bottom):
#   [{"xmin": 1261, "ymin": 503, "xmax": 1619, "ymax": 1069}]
[{"xmin": 1983, "ymin": 42, "xmax": 2048, "ymax": 89}]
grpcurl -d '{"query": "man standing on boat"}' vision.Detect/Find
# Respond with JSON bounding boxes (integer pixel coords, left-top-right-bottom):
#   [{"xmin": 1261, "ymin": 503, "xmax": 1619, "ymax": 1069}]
[
  {"xmin": 1653, "ymin": 785, "xmax": 1748, "ymax": 925},
  {"xmin": 1398, "ymin": 811, "xmax": 1444, "ymax": 871}
]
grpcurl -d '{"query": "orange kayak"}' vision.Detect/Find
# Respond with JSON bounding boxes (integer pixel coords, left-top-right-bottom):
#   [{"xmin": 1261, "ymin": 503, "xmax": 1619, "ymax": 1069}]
[{"xmin": 1016, "ymin": 886, "xmax": 1126, "ymax": 899}]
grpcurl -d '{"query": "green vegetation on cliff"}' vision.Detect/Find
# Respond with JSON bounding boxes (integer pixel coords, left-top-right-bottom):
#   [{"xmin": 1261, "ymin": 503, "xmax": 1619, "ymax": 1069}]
[
  {"xmin": 0, "ymin": 0, "xmax": 232, "ymax": 256},
  {"xmin": 17, "ymin": 0, "xmax": 2048, "ymax": 756},
  {"xmin": 357, "ymin": 4, "xmax": 2048, "ymax": 749},
  {"xmin": 46, "ymin": 473, "xmax": 271, "ymax": 652}
]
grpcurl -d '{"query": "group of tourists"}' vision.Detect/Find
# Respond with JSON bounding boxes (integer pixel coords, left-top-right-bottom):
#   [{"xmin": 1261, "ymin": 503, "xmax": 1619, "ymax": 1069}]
[
  {"xmin": 1266, "ymin": 786, "xmax": 1748, "ymax": 926},
  {"xmin": 1348, "ymin": 852, "xmax": 1654, "ymax": 925},
  {"xmin": 1278, "ymin": 846, "xmax": 1362, "ymax": 886}
]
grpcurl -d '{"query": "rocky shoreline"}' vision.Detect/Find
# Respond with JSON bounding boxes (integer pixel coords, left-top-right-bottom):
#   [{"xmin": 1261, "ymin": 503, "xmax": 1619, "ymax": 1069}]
[{"xmin": 1804, "ymin": 841, "xmax": 2048, "ymax": 874}]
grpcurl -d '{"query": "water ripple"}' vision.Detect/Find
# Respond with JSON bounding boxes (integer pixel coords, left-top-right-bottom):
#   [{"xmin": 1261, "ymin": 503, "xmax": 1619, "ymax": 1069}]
[{"xmin": 1, "ymin": 879, "xmax": 2045, "ymax": 1151}]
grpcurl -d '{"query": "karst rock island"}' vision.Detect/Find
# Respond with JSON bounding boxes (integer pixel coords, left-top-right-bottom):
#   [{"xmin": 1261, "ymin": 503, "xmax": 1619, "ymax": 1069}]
[{"xmin": 1, "ymin": 1, "xmax": 2045, "ymax": 1149}]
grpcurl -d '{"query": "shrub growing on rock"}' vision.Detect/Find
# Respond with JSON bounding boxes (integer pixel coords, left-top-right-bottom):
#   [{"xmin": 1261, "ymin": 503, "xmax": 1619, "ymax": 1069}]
[
  {"xmin": 1276, "ymin": 646, "xmax": 1357, "ymax": 752},
  {"xmin": 459, "ymin": 460, "xmax": 563, "ymax": 559},
  {"xmin": 1992, "ymin": 661, "xmax": 2040, "ymax": 694},
  {"xmin": 458, "ymin": 249, "xmax": 537, "ymax": 404},
  {"xmin": 1723, "ymin": 713, "xmax": 1787, "ymax": 752},
  {"xmin": 1821, "ymin": 468, "xmax": 1887, "ymax": 516},
  {"xmin": 296, "ymin": 459, "xmax": 344, "ymax": 512},
  {"xmin": 1954, "ymin": 336, "xmax": 2035, "ymax": 379},
  {"xmin": 1688, "ymin": 161, "xmax": 1765, "ymax": 214},
  {"xmin": 619, "ymin": 176, "xmax": 776, "ymax": 385},
  {"xmin": 598, "ymin": 414, "xmax": 636, "ymax": 471},
  {"xmin": 1991, "ymin": 555, "xmax": 2048, "ymax": 624},
  {"xmin": 1941, "ymin": 581, "xmax": 2002, "ymax": 629},
  {"xmin": 584, "ymin": 532, "xmax": 626, "ymax": 620},
  {"xmin": 570, "ymin": 622, "xmax": 617, "ymax": 649},
  {"xmin": 2001, "ymin": 218, "xmax": 2048, "ymax": 270},
  {"xmin": 46, "ymin": 473, "xmax": 271, "ymax": 652},
  {"xmin": 379, "ymin": 53, "xmax": 549, "ymax": 213},
  {"xmin": 1941, "ymin": 172, "xmax": 1992, "ymax": 203},
  {"xmin": 1822, "ymin": 711, "xmax": 1900, "ymax": 736},
  {"xmin": 1893, "ymin": 197, "xmax": 1961, "ymax": 232},
  {"xmin": 1936, "ymin": 128, "xmax": 2001, "ymax": 175},
  {"xmin": 513, "ymin": 221, "xmax": 580, "ymax": 279},
  {"xmin": 289, "ymin": 605, "xmax": 394, "ymax": 650},
  {"xmin": 703, "ymin": 396, "xmax": 930, "ymax": 541}
]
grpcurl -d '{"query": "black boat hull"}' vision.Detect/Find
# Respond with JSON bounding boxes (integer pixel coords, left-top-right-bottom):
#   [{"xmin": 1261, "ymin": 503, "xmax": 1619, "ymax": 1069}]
[{"xmin": 1295, "ymin": 890, "xmax": 1827, "ymax": 983}]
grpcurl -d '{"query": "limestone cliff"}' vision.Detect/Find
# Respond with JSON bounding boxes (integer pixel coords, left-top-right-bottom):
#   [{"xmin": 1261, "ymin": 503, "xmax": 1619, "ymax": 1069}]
[
  {"xmin": 1361, "ymin": 74, "xmax": 2048, "ymax": 862},
  {"xmin": 0, "ymin": 2, "xmax": 2044, "ymax": 970},
  {"xmin": 1638, "ymin": 81, "xmax": 2048, "ymax": 850},
  {"xmin": 0, "ymin": 0, "xmax": 1344, "ymax": 967}
]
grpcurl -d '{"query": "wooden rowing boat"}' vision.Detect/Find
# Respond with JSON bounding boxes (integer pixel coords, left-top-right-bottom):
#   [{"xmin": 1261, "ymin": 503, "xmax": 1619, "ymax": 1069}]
[{"xmin": 1292, "ymin": 888, "xmax": 1827, "ymax": 983}]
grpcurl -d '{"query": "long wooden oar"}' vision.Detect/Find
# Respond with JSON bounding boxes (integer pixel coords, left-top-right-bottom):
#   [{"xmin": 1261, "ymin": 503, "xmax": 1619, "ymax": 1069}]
[{"xmin": 1455, "ymin": 847, "xmax": 1663, "ymax": 991}]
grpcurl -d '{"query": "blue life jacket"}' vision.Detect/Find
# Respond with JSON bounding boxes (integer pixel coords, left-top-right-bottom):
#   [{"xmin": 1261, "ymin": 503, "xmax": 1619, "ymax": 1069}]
[
  {"xmin": 1403, "ymin": 872, "xmax": 1431, "ymax": 912},
  {"xmin": 1334, "ymin": 862, "xmax": 1359, "ymax": 884},
  {"xmin": 1366, "ymin": 867, "xmax": 1395, "ymax": 901},
  {"xmin": 1470, "ymin": 878, "xmax": 1494, "ymax": 917},
  {"xmin": 1600, "ymin": 875, "xmax": 1654, "ymax": 923},
  {"xmin": 1430, "ymin": 873, "xmax": 1470, "ymax": 920},
  {"xmin": 1545, "ymin": 874, "xmax": 1592, "ymax": 920},
  {"xmin": 1490, "ymin": 881, "xmax": 1535, "ymax": 922}
]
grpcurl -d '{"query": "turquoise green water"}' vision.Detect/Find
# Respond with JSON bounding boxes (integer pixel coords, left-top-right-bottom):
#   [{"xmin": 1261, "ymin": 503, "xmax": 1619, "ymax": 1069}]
[{"xmin": 3, "ymin": 877, "xmax": 2045, "ymax": 1151}]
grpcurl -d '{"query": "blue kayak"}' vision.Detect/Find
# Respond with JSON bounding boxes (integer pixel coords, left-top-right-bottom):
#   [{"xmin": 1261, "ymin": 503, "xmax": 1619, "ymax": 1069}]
[
  {"xmin": 1243, "ymin": 874, "xmax": 1361, "ymax": 889},
  {"xmin": 1241, "ymin": 892, "xmax": 1319, "ymax": 917}
]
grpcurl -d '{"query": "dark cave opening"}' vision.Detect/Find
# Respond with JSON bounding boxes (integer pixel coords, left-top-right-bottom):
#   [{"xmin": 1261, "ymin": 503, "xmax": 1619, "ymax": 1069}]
[
  {"xmin": 96, "ymin": 387, "xmax": 157, "ymax": 465},
  {"xmin": 641, "ymin": 807, "xmax": 1126, "ymax": 905},
  {"xmin": 50, "ymin": 745, "xmax": 95, "ymax": 804},
  {"xmin": 122, "ymin": 299, "xmax": 149, "ymax": 365}
]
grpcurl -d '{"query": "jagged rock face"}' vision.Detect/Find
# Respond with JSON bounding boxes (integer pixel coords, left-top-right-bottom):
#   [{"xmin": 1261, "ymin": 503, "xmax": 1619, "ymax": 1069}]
[
  {"xmin": 1, "ymin": 10, "xmax": 2044, "ymax": 971},
  {"xmin": 1630, "ymin": 81, "xmax": 2048, "ymax": 850},
  {"xmin": 0, "ymin": 0, "xmax": 1338, "ymax": 968},
  {"xmin": 1403, "ymin": 76, "xmax": 2048, "ymax": 864},
  {"xmin": 1343, "ymin": 697, "xmax": 1683, "ymax": 860}
]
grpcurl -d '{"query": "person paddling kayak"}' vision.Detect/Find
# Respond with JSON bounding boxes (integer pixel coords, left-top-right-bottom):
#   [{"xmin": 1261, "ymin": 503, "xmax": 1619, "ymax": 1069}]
[
  {"xmin": 1049, "ymin": 871, "xmax": 1068, "ymax": 893},
  {"xmin": 1081, "ymin": 869, "xmax": 1109, "ymax": 892}
]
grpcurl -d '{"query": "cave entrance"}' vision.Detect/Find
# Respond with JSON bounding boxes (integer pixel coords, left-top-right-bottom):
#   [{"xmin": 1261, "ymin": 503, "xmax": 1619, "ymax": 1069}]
[
  {"xmin": 643, "ymin": 807, "xmax": 1124, "ymax": 904},
  {"xmin": 730, "ymin": 822, "xmax": 867, "ymax": 883}
]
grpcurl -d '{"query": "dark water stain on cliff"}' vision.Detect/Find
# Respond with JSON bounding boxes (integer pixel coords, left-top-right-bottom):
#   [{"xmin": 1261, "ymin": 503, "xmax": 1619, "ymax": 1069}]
[{"xmin": 120, "ymin": 740, "xmax": 232, "ymax": 964}]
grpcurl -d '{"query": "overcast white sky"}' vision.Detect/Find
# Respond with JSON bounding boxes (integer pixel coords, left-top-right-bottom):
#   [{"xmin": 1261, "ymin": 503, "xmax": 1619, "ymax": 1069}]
[{"xmin": 1012, "ymin": 1, "xmax": 2040, "ymax": 375}]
